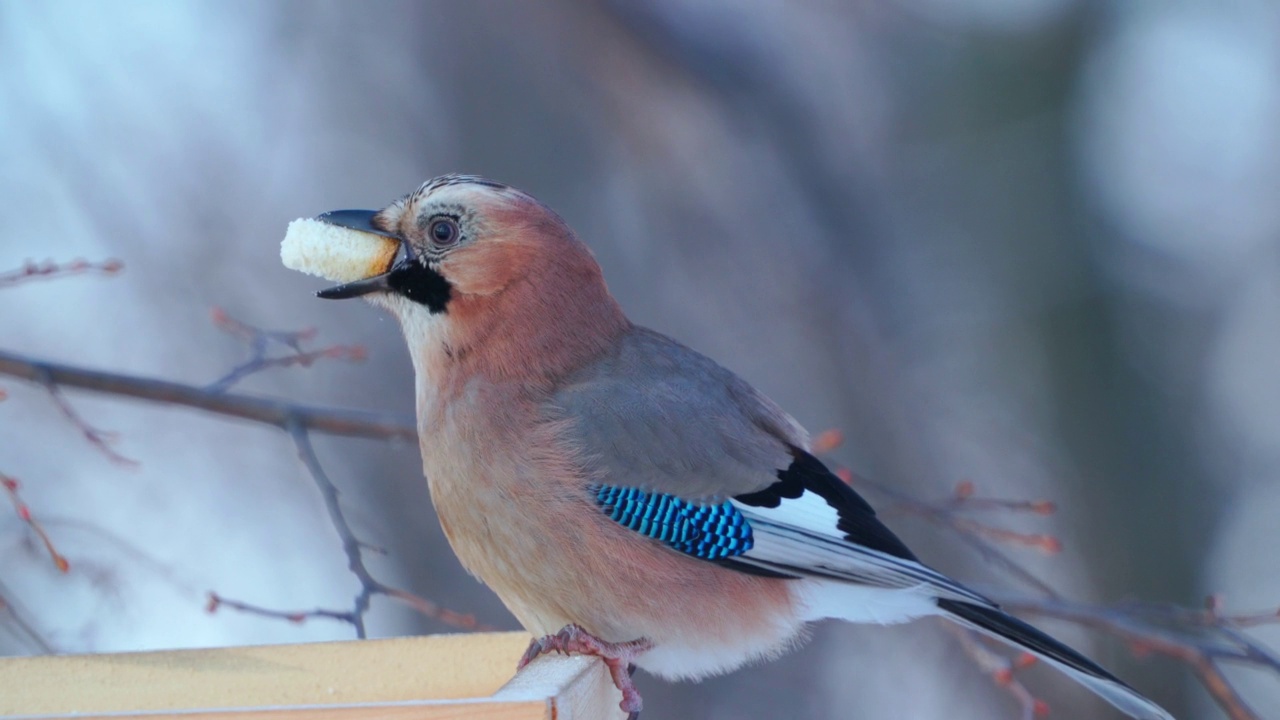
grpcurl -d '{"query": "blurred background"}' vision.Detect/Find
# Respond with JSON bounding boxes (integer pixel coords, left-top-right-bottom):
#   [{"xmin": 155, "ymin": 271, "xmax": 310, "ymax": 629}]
[{"xmin": 2, "ymin": 1, "xmax": 1278, "ymax": 718}]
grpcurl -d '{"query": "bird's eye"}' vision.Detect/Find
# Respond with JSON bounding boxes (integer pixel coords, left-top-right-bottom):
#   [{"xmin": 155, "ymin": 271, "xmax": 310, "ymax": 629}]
[{"xmin": 429, "ymin": 218, "xmax": 459, "ymax": 246}]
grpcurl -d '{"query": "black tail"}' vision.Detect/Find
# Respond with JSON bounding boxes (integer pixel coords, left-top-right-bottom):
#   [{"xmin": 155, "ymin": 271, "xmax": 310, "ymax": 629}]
[{"xmin": 938, "ymin": 599, "xmax": 1172, "ymax": 720}]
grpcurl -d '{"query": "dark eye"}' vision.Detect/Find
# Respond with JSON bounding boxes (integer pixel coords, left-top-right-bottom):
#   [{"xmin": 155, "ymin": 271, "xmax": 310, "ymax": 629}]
[{"xmin": 430, "ymin": 218, "xmax": 459, "ymax": 246}]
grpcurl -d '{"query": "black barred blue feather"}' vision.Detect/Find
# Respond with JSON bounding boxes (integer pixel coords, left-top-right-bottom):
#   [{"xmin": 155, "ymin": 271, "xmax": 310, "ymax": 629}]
[{"xmin": 591, "ymin": 485, "xmax": 753, "ymax": 560}]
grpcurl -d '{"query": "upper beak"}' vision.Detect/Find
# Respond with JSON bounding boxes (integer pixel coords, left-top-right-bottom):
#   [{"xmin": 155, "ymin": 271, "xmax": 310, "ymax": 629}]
[{"xmin": 312, "ymin": 209, "xmax": 406, "ymax": 300}]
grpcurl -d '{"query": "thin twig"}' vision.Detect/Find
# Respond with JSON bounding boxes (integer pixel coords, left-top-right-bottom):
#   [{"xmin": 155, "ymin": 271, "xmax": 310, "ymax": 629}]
[
  {"xmin": 947, "ymin": 531, "xmax": 1062, "ymax": 600},
  {"xmin": 1115, "ymin": 597, "xmax": 1280, "ymax": 633},
  {"xmin": 207, "ymin": 347, "xmax": 365, "ymax": 393},
  {"xmin": 36, "ymin": 369, "xmax": 138, "ymax": 466},
  {"xmin": 945, "ymin": 623, "xmax": 1042, "ymax": 720},
  {"xmin": 290, "ymin": 420, "xmax": 376, "ymax": 638},
  {"xmin": 382, "ymin": 585, "xmax": 492, "ymax": 631},
  {"xmin": 206, "ymin": 593, "xmax": 358, "ymax": 626},
  {"xmin": 38, "ymin": 515, "xmax": 204, "ymax": 596},
  {"xmin": 0, "ymin": 580, "xmax": 53, "ymax": 653},
  {"xmin": 0, "ymin": 258, "xmax": 123, "ymax": 287},
  {"xmin": 281, "ymin": 420, "xmax": 492, "ymax": 634},
  {"xmin": 206, "ymin": 308, "xmax": 366, "ymax": 393},
  {"xmin": 0, "ymin": 348, "xmax": 414, "ymax": 441},
  {"xmin": 839, "ymin": 467, "xmax": 1063, "ymax": 598},
  {"xmin": 2, "ymin": 473, "xmax": 69, "ymax": 572}
]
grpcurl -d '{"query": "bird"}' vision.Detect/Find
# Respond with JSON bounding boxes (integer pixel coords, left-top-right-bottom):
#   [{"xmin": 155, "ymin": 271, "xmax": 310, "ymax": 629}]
[{"xmin": 309, "ymin": 174, "xmax": 1173, "ymax": 720}]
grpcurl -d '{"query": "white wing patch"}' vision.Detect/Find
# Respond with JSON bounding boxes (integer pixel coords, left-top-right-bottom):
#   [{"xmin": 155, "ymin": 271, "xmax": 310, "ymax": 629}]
[{"xmin": 730, "ymin": 490, "xmax": 843, "ymax": 539}]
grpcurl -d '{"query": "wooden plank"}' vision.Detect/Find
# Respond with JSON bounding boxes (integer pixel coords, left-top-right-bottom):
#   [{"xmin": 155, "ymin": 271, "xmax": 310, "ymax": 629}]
[
  {"xmin": 0, "ymin": 633, "xmax": 530, "ymax": 715},
  {"xmin": 493, "ymin": 654, "xmax": 626, "ymax": 720},
  {"xmin": 0, "ymin": 633, "xmax": 628, "ymax": 720},
  {"xmin": 3, "ymin": 701, "xmax": 549, "ymax": 720}
]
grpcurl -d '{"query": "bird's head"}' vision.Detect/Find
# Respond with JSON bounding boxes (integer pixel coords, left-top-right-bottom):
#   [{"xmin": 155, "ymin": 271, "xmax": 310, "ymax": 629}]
[{"xmin": 316, "ymin": 175, "xmax": 628, "ymax": 379}]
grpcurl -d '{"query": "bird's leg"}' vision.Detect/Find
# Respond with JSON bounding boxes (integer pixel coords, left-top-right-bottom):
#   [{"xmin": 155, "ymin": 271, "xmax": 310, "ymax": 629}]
[
  {"xmin": 518, "ymin": 624, "xmax": 653, "ymax": 714},
  {"xmin": 624, "ymin": 664, "xmax": 640, "ymax": 720}
]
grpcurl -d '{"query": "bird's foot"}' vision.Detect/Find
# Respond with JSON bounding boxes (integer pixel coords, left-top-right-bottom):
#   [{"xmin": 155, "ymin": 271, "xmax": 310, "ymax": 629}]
[{"xmin": 518, "ymin": 623, "xmax": 652, "ymax": 715}]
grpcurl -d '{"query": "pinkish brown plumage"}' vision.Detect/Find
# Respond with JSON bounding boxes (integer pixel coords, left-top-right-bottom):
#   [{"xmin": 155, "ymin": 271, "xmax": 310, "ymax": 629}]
[
  {"xmin": 362, "ymin": 180, "xmax": 801, "ymax": 682},
  {"xmin": 307, "ymin": 175, "xmax": 1172, "ymax": 720}
]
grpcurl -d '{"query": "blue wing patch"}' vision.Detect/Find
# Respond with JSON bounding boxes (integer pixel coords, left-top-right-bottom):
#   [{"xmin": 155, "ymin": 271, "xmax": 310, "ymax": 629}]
[{"xmin": 591, "ymin": 485, "xmax": 754, "ymax": 560}]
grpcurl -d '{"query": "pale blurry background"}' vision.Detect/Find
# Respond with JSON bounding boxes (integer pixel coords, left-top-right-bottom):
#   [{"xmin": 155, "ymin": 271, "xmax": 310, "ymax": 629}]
[{"xmin": 2, "ymin": 2, "xmax": 1278, "ymax": 718}]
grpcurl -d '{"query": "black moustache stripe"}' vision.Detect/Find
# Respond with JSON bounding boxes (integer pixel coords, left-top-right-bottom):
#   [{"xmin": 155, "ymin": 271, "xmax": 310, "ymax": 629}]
[{"xmin": 387, "ymin": 261, "xmax": 452, "ymax": 314}]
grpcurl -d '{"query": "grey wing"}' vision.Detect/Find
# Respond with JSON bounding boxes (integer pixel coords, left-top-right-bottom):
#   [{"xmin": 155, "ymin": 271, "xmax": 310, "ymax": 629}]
[
  {"xmin": 547, "ymin": 327, "xmax": 804, "ymax": 500},
  {"xmin": 546, "ymin": 327, "xmax": 989, "ymax": 603}
]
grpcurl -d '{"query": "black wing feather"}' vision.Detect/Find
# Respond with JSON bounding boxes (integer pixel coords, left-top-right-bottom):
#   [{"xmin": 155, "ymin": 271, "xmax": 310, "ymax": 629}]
[
  {"xmin": 734, "ymin": 447, "xmax": 918, "ymax": 562},
  {"xmin": 937, "ymin": 599, "xmax": 1124, "ymax": 685}
]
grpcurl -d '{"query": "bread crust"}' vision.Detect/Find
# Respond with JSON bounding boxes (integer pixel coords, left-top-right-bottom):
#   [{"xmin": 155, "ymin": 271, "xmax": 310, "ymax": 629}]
[{"xmin": 280, "ymin": 218, "xmax": 398, "ymax": 282}]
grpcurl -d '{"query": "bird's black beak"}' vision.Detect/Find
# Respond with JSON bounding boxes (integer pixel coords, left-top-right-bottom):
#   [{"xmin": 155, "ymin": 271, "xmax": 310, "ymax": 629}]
[
  {"xmin": 313, "ymin": 209, "xmax": 405, "ymax": 300},
  {"xmin": 315, "ymin": 274, "xmax": 391, "ymax": 299}
]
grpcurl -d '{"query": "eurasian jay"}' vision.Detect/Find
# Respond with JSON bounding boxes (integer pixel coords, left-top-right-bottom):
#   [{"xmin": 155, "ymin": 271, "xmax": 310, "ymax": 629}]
[{"xmin": 310, "ymin": 175, "xmax": 1171, "ymax": 720}]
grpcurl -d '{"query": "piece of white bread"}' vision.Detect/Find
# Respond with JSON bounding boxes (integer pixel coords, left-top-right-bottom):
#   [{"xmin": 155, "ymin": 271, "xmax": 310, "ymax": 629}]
[{"xmin": 280, "ymin": 218, "xmax": 399, "ymax": 283}]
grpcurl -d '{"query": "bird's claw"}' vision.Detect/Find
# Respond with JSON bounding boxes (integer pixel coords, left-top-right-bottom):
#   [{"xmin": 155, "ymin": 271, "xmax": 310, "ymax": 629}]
[{"xmin": 518, "ymin": 624, "xmax": 652, "ymax": 714}]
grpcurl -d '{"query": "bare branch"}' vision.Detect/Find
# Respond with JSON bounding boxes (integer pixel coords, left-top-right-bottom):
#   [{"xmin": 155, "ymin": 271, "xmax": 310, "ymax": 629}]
[
  {"xmin": 999, "ymin": 596, "xmax": 1266, "ymax": 720},
  {"xmin": 0, "ymin": 346, "xmax": 490, "ymax": 638},
  {"xmin": 815, "ymin": 432, "xmax": 1277, "ymax": 719},
  {"xmin": 0, "ymin": 348, "xmax": 414, "ymax": 441},
  {"xmin": 0, "ymin": 258, "xmax": 123, "ymax": 288},
  {"xmin": 270, "ymin": 421, "xmax": 492, "ymax": 635}
]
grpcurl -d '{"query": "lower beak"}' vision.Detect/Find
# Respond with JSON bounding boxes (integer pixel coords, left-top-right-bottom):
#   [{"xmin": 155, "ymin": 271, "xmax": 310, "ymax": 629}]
[
  {"xmin": 316, "ymin": 273, "xmax": 392, "ymax": 299},
  {"xmin": 312, "ymin": 209, "xmax": 404, "ymax": 300}
]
